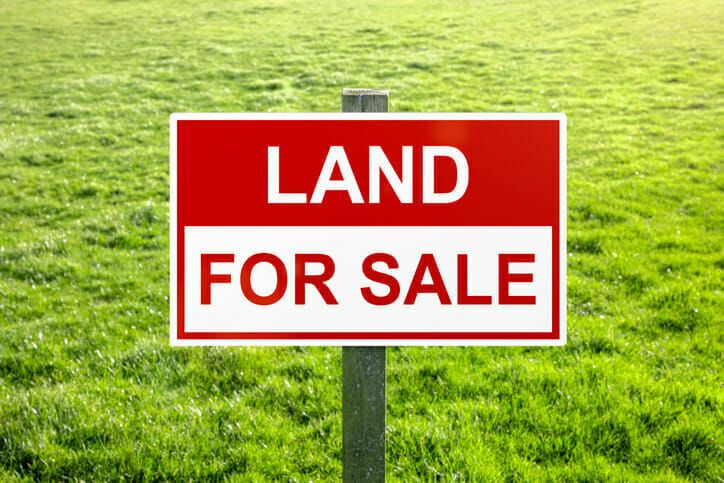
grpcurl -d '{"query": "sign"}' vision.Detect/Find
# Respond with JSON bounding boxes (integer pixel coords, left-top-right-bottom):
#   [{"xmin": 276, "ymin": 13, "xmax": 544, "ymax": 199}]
[{"xmin": 170, "ymin": 113, "xmax": 566, "ymax": 345}]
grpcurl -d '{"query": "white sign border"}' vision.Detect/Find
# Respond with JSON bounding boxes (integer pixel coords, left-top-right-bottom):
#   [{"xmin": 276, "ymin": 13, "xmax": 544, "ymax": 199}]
[{"xmin": 170, "ymin": 113, "xmax": 566, "ymax": 346}]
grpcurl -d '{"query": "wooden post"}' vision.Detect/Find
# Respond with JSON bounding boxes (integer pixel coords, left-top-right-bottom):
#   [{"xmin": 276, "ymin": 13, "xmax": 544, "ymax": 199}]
[{"xmin": 341, "ymin": 87, "xmax": 388, "ymax": 483}]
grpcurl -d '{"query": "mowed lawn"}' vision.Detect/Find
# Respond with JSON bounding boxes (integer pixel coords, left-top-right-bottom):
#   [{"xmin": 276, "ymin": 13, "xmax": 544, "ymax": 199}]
[{"xmin": 0, "ymin": 0, "xmax": 722, "ymax": 480}]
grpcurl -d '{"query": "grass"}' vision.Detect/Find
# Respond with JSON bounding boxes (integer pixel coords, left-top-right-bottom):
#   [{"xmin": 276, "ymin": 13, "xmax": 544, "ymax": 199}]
[{"xmin": 0, "ymin": 0, "xmax": 722, "ymax": 480}]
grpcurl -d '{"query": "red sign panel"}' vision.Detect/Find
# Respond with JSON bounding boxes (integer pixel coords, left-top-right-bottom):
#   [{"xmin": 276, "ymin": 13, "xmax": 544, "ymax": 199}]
[{"xmin": 170, "ymin": 113, "xmax": 566, "ymax": 345}]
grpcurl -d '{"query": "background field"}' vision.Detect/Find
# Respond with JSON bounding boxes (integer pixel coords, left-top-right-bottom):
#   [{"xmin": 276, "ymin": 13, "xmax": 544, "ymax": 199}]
[{"xmin": 1, "ymin": 0, "xmax": 722, "ymax": 480}]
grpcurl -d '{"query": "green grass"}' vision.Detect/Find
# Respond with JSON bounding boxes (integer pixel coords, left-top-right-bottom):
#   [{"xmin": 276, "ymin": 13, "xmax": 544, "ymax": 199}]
[{"xmin": 1, "ymin": 0, "xmax": 722, "ymax": 480}]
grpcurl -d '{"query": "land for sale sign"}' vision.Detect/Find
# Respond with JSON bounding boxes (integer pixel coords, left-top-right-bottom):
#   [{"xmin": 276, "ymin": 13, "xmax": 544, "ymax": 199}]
[{"xmin": 170, "ymin": 113, "xmax": 566, "ymax": 345}]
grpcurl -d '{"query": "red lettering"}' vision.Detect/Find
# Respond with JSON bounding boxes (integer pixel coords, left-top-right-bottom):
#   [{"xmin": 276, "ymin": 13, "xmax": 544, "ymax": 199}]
[
  {"xmin": 457, "ymin": 254, "xmax": 492, "ymax": 304},
  {"xmin": 404, "ymin": 253, "xmax": 451, "ymax": 305},
  {"xmin": 240, "ymin": 253, "xmax": 287, "ymax": 305},
  {"xmin": 295, "ymin": 254, "xmax": 338, "ymax": 304},
  {"xmin": 200, "ymin": 253, "xmax": 234, "ymax": 305},
  {"xmin": 361, "ymin": 253, "xmax": 400, "ymax": 305},
  {"xmin": 498, "ymin": 253, "xmax": 536, "ymax": 305}
]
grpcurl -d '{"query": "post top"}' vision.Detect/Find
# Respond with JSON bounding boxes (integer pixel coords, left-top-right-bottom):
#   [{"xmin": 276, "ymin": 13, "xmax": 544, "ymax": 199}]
[{"xmin": 342, "ymin": 88, "xmax": 389, "ymax": 97}]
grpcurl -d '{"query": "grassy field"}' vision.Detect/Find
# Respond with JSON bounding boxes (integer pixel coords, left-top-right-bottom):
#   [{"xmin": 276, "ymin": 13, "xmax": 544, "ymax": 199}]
[{"xmin": 1, "ymin": 0, "xmax": 722, "ymax": 480}]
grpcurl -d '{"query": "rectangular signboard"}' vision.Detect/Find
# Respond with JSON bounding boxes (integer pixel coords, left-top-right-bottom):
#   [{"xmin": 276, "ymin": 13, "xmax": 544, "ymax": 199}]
[{"xmin": 170, "ymin": 113, "xmax": 566, "ymax": 345}]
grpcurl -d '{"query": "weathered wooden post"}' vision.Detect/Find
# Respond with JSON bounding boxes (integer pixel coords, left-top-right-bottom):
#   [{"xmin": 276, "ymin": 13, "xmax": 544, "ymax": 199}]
[{"xmin": 341, "ymin": 88, "xmax": 388, "ymax": 482}]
